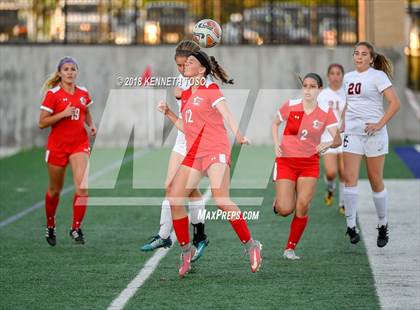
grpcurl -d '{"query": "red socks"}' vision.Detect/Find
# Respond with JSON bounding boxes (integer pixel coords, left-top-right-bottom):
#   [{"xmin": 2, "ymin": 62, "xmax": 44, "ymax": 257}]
[
  {"xmin": 229, "ymin": 214, "xmax": 251, "ymax": 244},
  {"xmin": 173, "ymin": 216, "xmax": 190, "ymax": 246},
  {"xmin": 72, "ymin": 194, "xmax": 88, "ymax": 230},
  {"xmin": 286, "ymin": 215, "xmax": 308, "ymax": 250},
  {"xmin": 45, "ymin": 192, "xmax": 59, "ymax": 227}
]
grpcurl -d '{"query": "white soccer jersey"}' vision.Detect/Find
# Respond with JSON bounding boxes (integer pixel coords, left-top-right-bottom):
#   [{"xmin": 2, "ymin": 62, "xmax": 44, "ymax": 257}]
[
  {"xmin": 176, "ymin": 74, "xmax": 190, "ymax": 116},
  {"xmin": 343, "ymin": 67, "xmax": 392, "ymax": 135},
  {"xmin": 318, "ymin": 87, "xmax": 346, "ymax": 141}
]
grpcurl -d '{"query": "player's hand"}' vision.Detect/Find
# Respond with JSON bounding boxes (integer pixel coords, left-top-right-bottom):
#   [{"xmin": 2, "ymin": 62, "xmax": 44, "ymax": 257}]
[
  {"xmin": 237, "ymin": 136, "xmax": 250, "ymax": 145},
  {"xmin": 61, "ymin": 103, "xmax": 75, "ymax": 118},
  {"xmin": 274, "ymin": 145, "xmax": 282, "ymax": 157},
  {"xmin": 365, "ymin": 122, "xmax": 382, "ymax": 136},
  {"xmin": 89, "ymin": 124, "xmax": 97, "ymax": 137},
  {"xmin": 316, "ymin": 142, "xmax": 332, "ymax": 154},
  {"xmin": 174, "ymin": 87, "xmax": 183, "ymax": 99},
  {"xmin": 157, "ymin": 100, "xmax": 169, "ymax": 115}
]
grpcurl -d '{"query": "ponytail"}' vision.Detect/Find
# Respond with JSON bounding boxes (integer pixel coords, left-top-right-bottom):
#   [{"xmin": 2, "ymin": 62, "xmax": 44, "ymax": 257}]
[
  {"xmin": 209, "ymin": 56, "xmax": 234, "ymax": 84},
  {"xmin": 42, "ymin": 71, "xmax": 61, "ymax": 93},
  {"xmin": 355, "ymin": 41, "xmax": 393, "ymax": 79},
  {"xmin": 373, "ymin": 53, "xmax": 393, "ymax": 79}
]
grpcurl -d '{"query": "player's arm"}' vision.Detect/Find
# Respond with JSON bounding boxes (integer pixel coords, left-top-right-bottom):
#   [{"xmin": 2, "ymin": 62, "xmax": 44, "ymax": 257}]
[
  {"xmin": 316, "ymin": 125, "xmax": 340, "ymax": 153},
  {"xmin": 215, "ymin": 100, "xmax": 249, "ymax": 144},
  {"xmin": 39, "ymin": 103, "xmax": 74, "ymax": 129},
  {"xmin": 157, "ymin": 101, "xmax": 184, "ymax": 132},
  {"xmin": 365, "ymin": 86, "xmax": 400, "ymax": 135},
  {"xmin": 85, "ymin": 108, "xmax": 97, "ymax": 136},
  {"xmin": 272, "ymin": 114, "xmax": 282, "ymax": 157}
]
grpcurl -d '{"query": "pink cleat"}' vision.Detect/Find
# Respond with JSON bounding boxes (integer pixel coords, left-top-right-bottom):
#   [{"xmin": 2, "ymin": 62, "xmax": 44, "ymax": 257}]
[
  {"xmin": 248, "ymin": 239, "xmax": 262, "ymax": 273},
  {"xmin": 178, "ymin": 247, "xmax": 195, "ymax": 277}
]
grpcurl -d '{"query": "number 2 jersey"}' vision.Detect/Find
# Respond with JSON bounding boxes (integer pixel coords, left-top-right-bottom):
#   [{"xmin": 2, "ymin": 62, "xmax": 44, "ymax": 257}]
[
  {"xmin": 40, "ymin": 85, "xmax": 93, "ymax": 152},
  {"xmin": 277, "ymin": 98, "xmax": 338, "ymax": 158},
  {"xmin": 180, "ymin": 80, "xmax": 230, "ymax": 157},
  {"xmin": 343, "ymin": 67, "xmax": 392, "ymax": 135}
]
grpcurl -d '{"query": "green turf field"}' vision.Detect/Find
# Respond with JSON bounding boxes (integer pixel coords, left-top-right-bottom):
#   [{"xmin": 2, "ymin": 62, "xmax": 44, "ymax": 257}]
[{"xmin": 0, "ymin": 146, "xmax": 414, "ymax": 309}]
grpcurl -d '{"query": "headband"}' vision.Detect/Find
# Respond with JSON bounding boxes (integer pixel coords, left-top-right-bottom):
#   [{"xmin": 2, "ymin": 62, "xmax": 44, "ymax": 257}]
[
  {"xmin": 57, "ymin": 56, "xmax": 78, "ymax": 71},
  {"xmin": 190, "ymin": 51, "xmax": 212, "ymax": 75}
]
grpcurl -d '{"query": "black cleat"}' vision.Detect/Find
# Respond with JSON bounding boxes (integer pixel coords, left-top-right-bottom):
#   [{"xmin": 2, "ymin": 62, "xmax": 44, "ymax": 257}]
[
  {"xmin": 377, "ymin": 225, "xmax": 389, "ymax": 248},
  {"xmin": 346, "ymin": 226, "xmax": 360, "ymax": 244},
  {"xmin": 273, "ymin": 199, "xmax": 278, "ymax": 215},
  {"xmin": 69, "ymin": 228, "xmax": 85, "ymax": 244},
  {"xmin": 45, "ymin": 227, "xmax": 56, "ymax": 246}
]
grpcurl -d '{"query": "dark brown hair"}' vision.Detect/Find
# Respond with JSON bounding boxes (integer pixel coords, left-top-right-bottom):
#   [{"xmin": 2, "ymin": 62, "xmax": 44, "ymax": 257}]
[
  {"xmin": 175, "ymin": 40, "xmax": 200, "ymax": 59},
  {"xmin": 327, "ymin": 63, "xmax": 344, "ymax": 75},
  {"xmin": 355, "ymin": 41, "xmax": 393, "ymax": 78}
]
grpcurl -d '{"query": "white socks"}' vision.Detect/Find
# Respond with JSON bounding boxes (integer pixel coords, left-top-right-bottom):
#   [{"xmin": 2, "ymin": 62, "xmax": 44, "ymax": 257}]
[
  {"xmin": 339, "ymin": 182, "xmax": 345, "ymax": 207},
  {"xmin": 188, "ymin": 199, "xmax": 205, "ymax": 225},
  {"xmin": 344, "ymin": 186, "xmax": 358, "ymax": 228},
  {"xmin": 158, "ymin": 199, "xmax": 172, "ymax": 239},
  {"xmin": 324, "ymin": 175, "xmax": 336, "ymax": 192},
  {"xmin": 158, "ymin": 199, "xmax": 206, "ymax": 239},
  {"xmin": 372, "ymin": 189, "xmax": 388, "ymax": 227}
]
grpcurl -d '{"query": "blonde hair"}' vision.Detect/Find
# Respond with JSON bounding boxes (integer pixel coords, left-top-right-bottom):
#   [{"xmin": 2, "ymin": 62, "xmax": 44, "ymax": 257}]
[
  {"xmin": 42, "ymin": 71, "xmax": 61, "ymax": 93},
  {"xmin": 355, "ymin": 41, "xmax": 393, "ymax": 78}
]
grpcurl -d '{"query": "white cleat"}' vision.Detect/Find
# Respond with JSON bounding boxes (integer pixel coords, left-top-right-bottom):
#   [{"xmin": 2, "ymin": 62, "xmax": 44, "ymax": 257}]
[{"xmin": 283, "ymin": 249, "xmax": 300, "ymax": 260}]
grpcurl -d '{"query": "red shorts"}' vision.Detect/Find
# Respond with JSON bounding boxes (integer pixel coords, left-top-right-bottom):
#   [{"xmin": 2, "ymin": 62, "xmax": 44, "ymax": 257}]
[
  {"xmin": 273, "ymin": 157, "xmax": 320, "ymax": 182},
  {"xmin": 182, "ymin": 152, "xmax": 230, "ymax": 173},
  {"xmin": 45, "ymin": 142, "xmax": 90, "ymax": 167}
]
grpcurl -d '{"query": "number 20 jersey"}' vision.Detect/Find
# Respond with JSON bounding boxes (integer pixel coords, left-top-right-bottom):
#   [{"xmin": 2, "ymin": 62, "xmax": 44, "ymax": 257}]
[{"xmin": 343, "ymin": 67, "xmax": 392, "ymax": 135}]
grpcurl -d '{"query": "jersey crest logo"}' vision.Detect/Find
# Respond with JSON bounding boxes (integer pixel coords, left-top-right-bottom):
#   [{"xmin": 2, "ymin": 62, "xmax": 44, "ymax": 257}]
[
  {"xmin": 313, "ymin": 120, "xmax": 323, "ymax": 129},
  {"xmin": 294, "ymin": 115, "xmax": 300, "ymax": 120},
  {"xmin": 80, "ymin": 97, "xmax": 87, "ymax": 106},
  {"xmin": 193, "ymin": 96, "xmax": 203, "ymax": 106},
  {"xmin": 63, "ymin": 98, "xmax": 68, "ymax": 102}
]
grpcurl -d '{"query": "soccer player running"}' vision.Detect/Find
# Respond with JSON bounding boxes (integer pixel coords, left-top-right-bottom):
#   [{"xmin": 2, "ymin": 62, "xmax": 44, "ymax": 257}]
[
  {"xmin": 272, "ymin": 73, "xmax": 340, "ymax": 260},
  {"xmin": 141, "ymin": 40, "xmax": 210, "ymax": 262},
  {"xmin": 319, "ymin": 64, "xmax": 346, "ymax": 214},
  {"xmin": 39, "ymin": 57, "xmax": 96, "ymax": 246},
  {"xmin": 342, "ymin": 42, "xmax": 400, "ymax": 247},
  {"xmin": 158, "ymin": 50, "xmax": 262, "ymax": 277}
]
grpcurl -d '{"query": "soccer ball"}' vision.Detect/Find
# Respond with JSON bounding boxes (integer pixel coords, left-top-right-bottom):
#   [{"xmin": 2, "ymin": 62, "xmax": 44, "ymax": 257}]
[{"xmin": 192, "ymin": 19, "xmax": 222, "ymax": 48}]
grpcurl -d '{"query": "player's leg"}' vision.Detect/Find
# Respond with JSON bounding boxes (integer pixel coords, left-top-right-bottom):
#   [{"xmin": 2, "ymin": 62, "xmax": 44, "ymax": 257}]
[
  {"xmin": 366, "ymin": 155, "xmax": 389, "ymax": 247},
  {"xmin": 283, "ymin": 177, "xmax": 317, "ymax": 260},
  {"xmin": 188, "ymin": 187, "xmax": 209, "ymax": 262},
  {"xmin": 206, "ymin": 163, "xmax": 262, "ymax": 273},
  {"xmin": 323, "ymin": 153, "xmax": 338, "ymax": 206},
  {"xmin": 337, "ymin": 152, "xmax": 346, "ymax": 214},
  {"xmin": 274, "ymin": 180, "xmax": 296, "ymax": 217},
  {"xmin": 141, "ymin": 150, "xmax": 184, "ymax": 251},
  {"xmin": 45, "ymin": 163, "xmax": 66, "ymax": 246},
  {"xmin": 167, "ymin": 165, "xmax": 202, "ymax": 277},
  {"xmin": 69, "ymin": 152, "xmax": 89, "ymax": 244},
  {"xmin": 343, "ymin": 151, "xmax": 363, "ymax": 244}
]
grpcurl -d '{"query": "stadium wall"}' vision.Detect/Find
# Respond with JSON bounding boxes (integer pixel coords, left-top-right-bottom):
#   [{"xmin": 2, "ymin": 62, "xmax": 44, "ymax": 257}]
[{"xmin": 0, "ymin": 45, "xmax": 418, "ymax": 152}]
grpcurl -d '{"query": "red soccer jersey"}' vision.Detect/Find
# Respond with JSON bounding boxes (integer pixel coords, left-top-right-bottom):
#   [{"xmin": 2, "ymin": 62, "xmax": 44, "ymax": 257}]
[
  {"xmin": 40, "ymin": 85, "xmax": 93, "ymax": 152},
  {"xmin": 277, "ymin": 98, "xmax": 338, "ymax": 158},
  {"xmin": 180, "ymin": 81, "xmax": 230, "ymax": 157}
]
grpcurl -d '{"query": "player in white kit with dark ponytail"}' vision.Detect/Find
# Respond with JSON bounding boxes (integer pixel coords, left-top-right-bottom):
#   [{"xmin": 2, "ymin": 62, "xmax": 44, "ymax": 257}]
[
  {"xmin": 342, "ymin": 41, "xmax": 400, "ymax": 247},
  {"xmin": 318, "ymin": 64, "xmax": 346, "ymax": 214},
  {"xmin": 141, "ymin": 40, "xmax": 209, "ymax": 262}
]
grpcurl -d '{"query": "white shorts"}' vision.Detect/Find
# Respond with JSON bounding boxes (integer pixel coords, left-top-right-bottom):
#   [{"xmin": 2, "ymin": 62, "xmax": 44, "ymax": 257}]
[
  {"xmin": 172, "ymin": 130, "xmax": 187, "ymax": 156},
  {"xmin": 342, "ymin": 132, "xmax": 389, "ymax": 157},
  {"xmin": 322, "ymin": 133, "xmax": 344, "ymax": 155}
]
